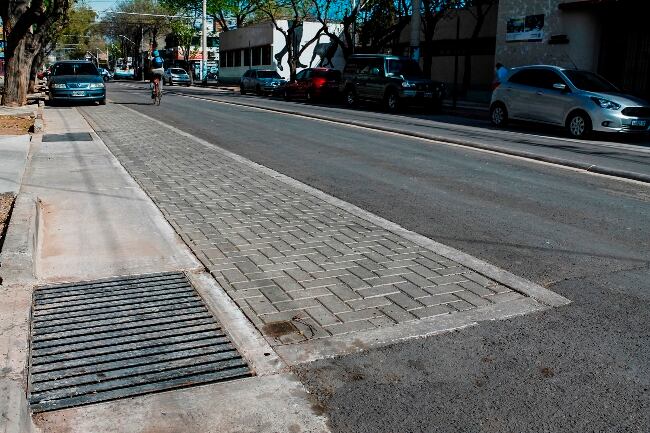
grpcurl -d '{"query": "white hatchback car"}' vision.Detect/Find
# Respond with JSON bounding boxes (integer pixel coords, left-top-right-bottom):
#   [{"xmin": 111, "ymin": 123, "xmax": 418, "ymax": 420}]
[{"xmin": 490, "ymin": 65, "xmax": 650, "ymax": 138}]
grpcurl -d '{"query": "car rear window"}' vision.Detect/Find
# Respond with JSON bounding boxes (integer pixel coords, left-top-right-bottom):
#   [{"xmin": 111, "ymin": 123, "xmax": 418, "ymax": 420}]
[
  {"xmin": 257, "ymin": 71, "xmax": 281, "ymax": 79},
  {"xmin": 52, "ymin": 63, "xmax": 99, "ymax": 76},
  {"xmin": 313, "ymin": 70, "xmax": 341, "ymax": 80}
]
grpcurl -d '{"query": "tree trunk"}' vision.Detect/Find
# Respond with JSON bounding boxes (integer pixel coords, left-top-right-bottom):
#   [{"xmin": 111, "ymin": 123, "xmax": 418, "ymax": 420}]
[
  {"xmin": 461, "ymin": 14, "xmax": 486, "ymax": 96},
  {"xmin": 28, "ymin": 50, "xmax": 44, "ymax": 94},
  {"xmin": 2, "ymin": 38, "xmax": 32, "ymax": 106}
]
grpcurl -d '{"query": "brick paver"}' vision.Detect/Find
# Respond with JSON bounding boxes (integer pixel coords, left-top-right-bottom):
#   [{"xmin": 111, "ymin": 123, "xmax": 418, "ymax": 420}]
[{"xmin": 80, "ymin": 105, "xmax": 525, "ymax": 346}]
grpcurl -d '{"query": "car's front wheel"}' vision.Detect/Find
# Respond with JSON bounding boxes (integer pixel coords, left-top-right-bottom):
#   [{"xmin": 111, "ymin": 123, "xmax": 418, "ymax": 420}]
[
  {"xmin": 240, "ymin": 84, "xmax": 246, "ymax": 95},
  {"xmin": 344, "ymin": 87, "xmax": 357, "ymax": 107},
  {"xmin": 490, "ymin": 102, "xmax": 508, "ymax": 127},
  {"xmin": 566, "ymin": 111, "xmax": 592, "ymax": 138}
]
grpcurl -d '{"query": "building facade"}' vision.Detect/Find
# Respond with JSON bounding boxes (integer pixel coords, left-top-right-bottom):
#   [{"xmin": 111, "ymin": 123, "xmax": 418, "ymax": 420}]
[
  {"xmin": 495, "ymin": 0, "xmax": 650, "ymax": 99},
  {"xmin": 218, "ymin": 21, "xmax": 345, "ymax": 83}
]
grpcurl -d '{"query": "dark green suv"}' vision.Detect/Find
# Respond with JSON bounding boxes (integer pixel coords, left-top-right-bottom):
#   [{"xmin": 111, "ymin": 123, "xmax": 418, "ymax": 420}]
[{"xmin": 341, "ymin": 54, "xmax": 445, "ymax": 112}]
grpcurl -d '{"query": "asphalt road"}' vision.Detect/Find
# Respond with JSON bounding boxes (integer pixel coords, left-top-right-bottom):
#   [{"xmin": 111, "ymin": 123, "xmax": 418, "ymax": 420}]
[{"xmin": 104, "ymin": 82, "xmax": 649, "ymax": 433}]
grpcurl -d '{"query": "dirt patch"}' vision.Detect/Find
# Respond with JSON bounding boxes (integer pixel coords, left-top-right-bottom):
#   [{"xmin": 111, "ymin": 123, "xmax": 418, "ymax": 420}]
[
  {"xmin": 0, "ymin": 115, "xmax": 34, "ymax": 135},
  {"xmin": 0, "ymin": 192, "xmax": 16, "ymax": 261}
]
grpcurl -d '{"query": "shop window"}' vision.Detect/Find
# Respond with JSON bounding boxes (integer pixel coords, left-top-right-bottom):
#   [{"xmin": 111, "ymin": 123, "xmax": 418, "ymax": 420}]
[
  {"xmin": 262, "ymin": 45, "xmax": 271, "ymax": 65},
  {"xmin": 244, "ymin": 48, "xmax": 251, "ymax": 66},
  {"xmin": 234, "ymin": 50, "xmax": 241, "ymax": 67},
  {"xmin": 252, "ymin": 47, "xmax": 261, "ymax": 66}
]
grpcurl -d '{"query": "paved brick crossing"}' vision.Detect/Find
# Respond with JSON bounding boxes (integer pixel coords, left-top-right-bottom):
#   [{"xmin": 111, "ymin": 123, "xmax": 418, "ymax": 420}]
[{"xmin": 80, "ymin": 105, "xmax": 526, "ymax": 346}]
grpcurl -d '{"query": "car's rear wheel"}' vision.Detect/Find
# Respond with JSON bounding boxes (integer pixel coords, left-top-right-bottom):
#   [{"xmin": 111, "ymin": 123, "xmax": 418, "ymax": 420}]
[
  {"xmin": 490, "ymin": 102, "xmax": 508, "ymax": 127},
  {"xmin": 566, "ymin": 111, "xmax": 592, "ymax": 138},
  {"xmin": 344, "ymin": 87, "xmax": 357, "ymax": 107},
  {"xmin": 306, "ymin": 90, "xmax": 314, "ymax": 103},
  {"xmin": 384, "ymin": 90, "xmax": 400, "ymax": 112}
]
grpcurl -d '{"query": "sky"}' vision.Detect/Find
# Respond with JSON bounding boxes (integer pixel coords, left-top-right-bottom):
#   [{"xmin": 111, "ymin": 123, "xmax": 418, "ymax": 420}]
[{"xmin": 84, "ymin": 0, "xmax": 120, "ymax": 16}]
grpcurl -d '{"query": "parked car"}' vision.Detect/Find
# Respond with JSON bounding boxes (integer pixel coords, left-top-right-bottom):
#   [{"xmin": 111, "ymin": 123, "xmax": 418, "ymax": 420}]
[
  {"xmin": 340, "ymin": 54, "xmax": 446, "ymax": 112},
  {"xmin": 282, "ymin": 67, "xmax": 341, "ymax": 102},
  {"xmin": 113, "ymin": 68, "xmax": 134, "ymax": 79},
  {"xmin": 240, "ymin": 69, "xmax": 286, "ymax": 95},
  {"xmin": 97, "ymin": 67, "xmax": 113, "ymax": 82},
  {"xmin": 490, "ymin": 65, "xmax": 650, "ymax": 138},
  {"xmin": 48, "ymin": 60, "xmax": 106, "ymax": 105},
  {"xmin": 163, "ymin": 67, "xmax": 191, "ymax": 86}
]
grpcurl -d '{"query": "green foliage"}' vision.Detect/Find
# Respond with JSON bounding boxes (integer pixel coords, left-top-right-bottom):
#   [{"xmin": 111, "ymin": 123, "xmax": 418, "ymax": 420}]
[{"xmin": 58, "ymin": 5, "xmax": 106, "ymax": 59}]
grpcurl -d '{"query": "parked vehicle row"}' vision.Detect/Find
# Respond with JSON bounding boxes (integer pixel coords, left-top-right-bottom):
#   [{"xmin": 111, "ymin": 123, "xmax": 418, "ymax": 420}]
[{"xmin": 239, "ymin": 54, "xmax": 447, "ymax": 113}]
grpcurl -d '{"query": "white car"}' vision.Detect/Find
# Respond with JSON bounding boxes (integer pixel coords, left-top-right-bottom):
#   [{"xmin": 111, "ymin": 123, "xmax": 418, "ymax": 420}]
[
  {"xmin": 490, "ymin": 65, "xmax": 650, "ymax": 138},
  {"xmin": 163, "ymin": 68, "xmax": 191, "ymax": 86}
]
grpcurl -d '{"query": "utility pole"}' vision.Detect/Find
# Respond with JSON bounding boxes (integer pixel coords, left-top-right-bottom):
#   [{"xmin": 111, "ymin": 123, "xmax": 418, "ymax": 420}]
[
  {"xmin": 202, "ymin": 0, "xmax": 207, "ymax": 83},
  {"xmin": 410, "ymin": 0, "xmax": 420, "ymax": 60}
]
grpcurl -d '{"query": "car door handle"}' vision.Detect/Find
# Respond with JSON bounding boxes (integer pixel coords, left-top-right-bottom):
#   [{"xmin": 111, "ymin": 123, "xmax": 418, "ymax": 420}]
[{"xmin": 536, "ymin": 91, "xmax": 543, "ymax": 95}]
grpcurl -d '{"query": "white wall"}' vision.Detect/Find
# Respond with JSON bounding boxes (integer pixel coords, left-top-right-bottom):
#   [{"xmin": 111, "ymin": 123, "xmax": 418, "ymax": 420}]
[{"xmin": 220, "ymin": 20, "xmax": 345, "ymax": 83}]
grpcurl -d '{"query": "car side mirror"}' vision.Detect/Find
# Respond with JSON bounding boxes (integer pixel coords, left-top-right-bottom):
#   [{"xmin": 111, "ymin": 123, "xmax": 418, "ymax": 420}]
[
  {"xmin": 370, "ymin": 67, "xmax": 381, "ymax": 76},
  {"xmin": 553, "ymin": 83, "xmax": 568, "ymax": 92}
]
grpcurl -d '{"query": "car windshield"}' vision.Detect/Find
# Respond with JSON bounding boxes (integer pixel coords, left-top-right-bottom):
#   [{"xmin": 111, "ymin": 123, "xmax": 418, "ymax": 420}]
[
  {"xmin": 386, "ymin": 59, "xmax": 423, "ymax": 77},
  {"xmin": 52, "ymin": 63, "xmax": 98, "ymax": 76},
  {"xmin": 564, "ymin": 70, "xmax": 619, "ymax": 92},
  {"xmin": 171, "ymin": 69, "xmax": 186, "ymax": 74},
  {"xmin": 257, "ymin": 71, "xmax": 281, "ymax": 79},
  {"xmin": 314, "ymin": 70, "xmax": 341, "ymax": 80}
]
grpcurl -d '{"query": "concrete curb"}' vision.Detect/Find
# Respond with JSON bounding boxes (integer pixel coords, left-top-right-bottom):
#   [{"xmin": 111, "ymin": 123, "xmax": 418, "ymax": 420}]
[
  {"xmin": 0, "ymin": 193, "xmax": 39, "ymax": 433},
  {"xmin": 176, "ymin": 93, "xmax": 650, "ymax": 184},
  {"xmin": 118, "ymin": 105, "xmax": 571, "ymax": 310}
]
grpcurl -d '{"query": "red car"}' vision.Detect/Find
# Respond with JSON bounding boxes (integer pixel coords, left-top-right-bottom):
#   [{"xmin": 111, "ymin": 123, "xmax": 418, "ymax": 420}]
[{"xmin": 282, "ymin": 67, "xmax": 341, "ymax": 102}]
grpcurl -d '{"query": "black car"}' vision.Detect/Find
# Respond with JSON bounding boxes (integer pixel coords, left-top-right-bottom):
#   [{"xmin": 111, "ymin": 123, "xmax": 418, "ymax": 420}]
[
  {"xmin": 341, "ymin": 54, "xmax": 445, "ymax": 112},
  {"xmin": 48, "ymin": 61, "xmax": 106, "ymax": 105}
]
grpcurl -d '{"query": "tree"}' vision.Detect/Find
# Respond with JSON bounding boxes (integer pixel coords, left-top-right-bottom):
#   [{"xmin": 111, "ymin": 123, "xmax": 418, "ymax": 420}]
[
  {"xmin": 421, "ymin": 0, "xmax": 455, "ymax": 76},
  {"xmin": 460, "ymin": 0, "xmax": 496, "ymax": 95},
  {"xmin": 255, "ymin": 0, "xmax": 325, "ymax": 81},
  {"xmin": 311, "ymin": 0, "xmax": 367, "ymax": 60},
  {"xmin": 104, "ymin": 0, "xmax": 172, "ymax": 75},
  {"xmin": 357, "ymin": 0, "xmax": 410, "ymax": 54},
  {"xmin": 1, "ymin": 0, "xmax": 70, "ymax": 106}
]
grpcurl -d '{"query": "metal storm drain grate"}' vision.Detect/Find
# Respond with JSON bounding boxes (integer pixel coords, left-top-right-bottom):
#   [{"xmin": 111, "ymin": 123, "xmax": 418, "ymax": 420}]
[
  {"xmin": 28, "ymin": 272, "xmax": 250, "ymax": 413},
  {"xmin": 42, "ymin": 132, "xmax": 93, "ymax": 142}
]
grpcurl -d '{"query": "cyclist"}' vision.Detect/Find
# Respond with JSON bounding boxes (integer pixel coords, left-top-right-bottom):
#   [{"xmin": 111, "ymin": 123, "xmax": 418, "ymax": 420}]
[{"xmin": 149, "ymin": 49, "xmax": 165, "ymax": 99}]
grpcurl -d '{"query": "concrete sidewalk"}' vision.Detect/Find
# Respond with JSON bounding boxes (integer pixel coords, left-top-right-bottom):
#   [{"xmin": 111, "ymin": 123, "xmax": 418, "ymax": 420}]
[{"xmin": 0, "ymin": 106, "xmax": 330, "ymax": 433}]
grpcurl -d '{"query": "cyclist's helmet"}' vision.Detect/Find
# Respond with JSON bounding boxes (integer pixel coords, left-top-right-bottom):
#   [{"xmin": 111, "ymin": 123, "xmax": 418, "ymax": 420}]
[{"xmin": 152, "ymin": 50, "xmax": 160, "ymax": 57}]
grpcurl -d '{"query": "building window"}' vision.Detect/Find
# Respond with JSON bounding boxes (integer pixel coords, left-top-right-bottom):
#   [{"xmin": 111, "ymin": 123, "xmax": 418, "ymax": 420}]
[
  {"xmin": 244, "ymin": 48, "xmax": 250, "ymax": 66},
  {"xmin": 234, "ymin": 49, "xmax": 241, "ymax": 66},
  {"xmin": 262, "ymin": 45, "xmax": 271, "ymax": 65},
  {"xmin": 252, "ymin": 46, "xmax": 261, "ymax": 66},
  {"xmin": 227, "ymin": 50, "xmax": 234, "ymax": 67},
  {"xmin": 220, "ymin": 51, "xmax": 225, "ymax": 67}
]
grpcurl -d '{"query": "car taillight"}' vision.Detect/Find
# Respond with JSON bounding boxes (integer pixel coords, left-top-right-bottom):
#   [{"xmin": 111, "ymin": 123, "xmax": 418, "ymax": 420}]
[
  {"xmin": 491, "ymin": 81, "xmax": 501, "ymax": 91},
  {"xmin": 313, "ymin": 77, "xmax": 326, "ymax": 87}
]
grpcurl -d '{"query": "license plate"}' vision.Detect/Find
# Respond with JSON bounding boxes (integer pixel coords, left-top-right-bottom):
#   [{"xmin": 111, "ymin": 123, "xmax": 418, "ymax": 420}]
[
  {"xmin": 424, "ymin": 92, "xmax": 433, "ymax": 98},
  {"xmin": 72, "ymin": 91, "xmax": 85, "ymax": 97},
  {"xmin": 631, "ymin": 119, "xmax": 646, "ymax": 126}
]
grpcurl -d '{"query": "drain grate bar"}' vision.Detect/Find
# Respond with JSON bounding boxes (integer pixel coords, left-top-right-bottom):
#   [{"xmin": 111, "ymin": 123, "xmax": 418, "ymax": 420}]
[{"xmin": 28, "ymin": 272, "xmax": 251, "ymax": 412}]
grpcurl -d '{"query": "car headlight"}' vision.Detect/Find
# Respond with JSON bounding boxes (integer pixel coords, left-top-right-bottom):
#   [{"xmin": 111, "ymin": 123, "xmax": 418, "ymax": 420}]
[
  {"xmin": 591, "ymin": 97, "xmax": 620, "ymax": 110},
  {"xmin": 89, "ymin": 82, "xmax": 105, "ymax": 88},
  {"xmin": 402, "ymin": 82, "xmax": 416, "ymax": 88},
  {"xmin": 51, "ymin": 83, "xmax": 66, "ymax": 89}
]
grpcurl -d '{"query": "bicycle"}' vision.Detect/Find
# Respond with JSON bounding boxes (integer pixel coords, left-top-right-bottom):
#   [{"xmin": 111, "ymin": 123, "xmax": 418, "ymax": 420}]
[{"xmin": 151, "ymin": 77, "xmax": 162, "ymax": 106}]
